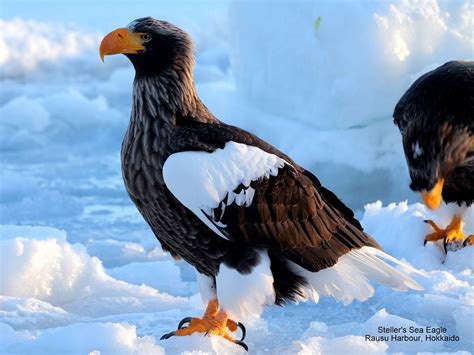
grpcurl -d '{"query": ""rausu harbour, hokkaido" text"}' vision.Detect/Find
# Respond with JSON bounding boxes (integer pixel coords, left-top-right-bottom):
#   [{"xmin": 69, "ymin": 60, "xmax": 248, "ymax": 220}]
[{"xmin": 365, "ymin": 326, "xmax": 460, "ymax": 343}]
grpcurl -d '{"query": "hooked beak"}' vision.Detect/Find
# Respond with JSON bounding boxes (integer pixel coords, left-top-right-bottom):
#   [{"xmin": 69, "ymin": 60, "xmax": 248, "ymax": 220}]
[
  {"xmin": 421, "ymin": 178, "xmax": 444, "ymax": 210},
  {"xmin": 99, "ymin": 28, "xmax": 145, "ymax": 62}
]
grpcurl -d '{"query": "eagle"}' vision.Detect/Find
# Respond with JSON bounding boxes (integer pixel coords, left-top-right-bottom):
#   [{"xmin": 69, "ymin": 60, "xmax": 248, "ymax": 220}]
[
  {"xmin": 100, "ymin": 17, "xmax": 422, "ymax": 350},
  {"xmin": 394, "ymin": 61, "xmax": 474, "ymax": 253}
]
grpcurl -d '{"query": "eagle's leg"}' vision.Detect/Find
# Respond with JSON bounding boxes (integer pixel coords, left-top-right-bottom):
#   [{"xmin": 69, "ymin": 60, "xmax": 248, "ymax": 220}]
[
  {"xmin": 424, "ymin": 215, "xmax": 473, "ymax": 252},
  {"xmin": 160, "ymin": 299, "xmax": 248, "ymax": 350}
]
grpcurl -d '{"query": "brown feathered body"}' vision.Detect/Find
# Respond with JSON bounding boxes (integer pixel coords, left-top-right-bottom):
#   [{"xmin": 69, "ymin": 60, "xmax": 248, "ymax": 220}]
[
  {"xmin": 112, "ymin": 18, "xmax": 421, "ymax": 311},
  {"xmin": 119, "ymin": 18, "xmax": 383, "ymax": 304}
]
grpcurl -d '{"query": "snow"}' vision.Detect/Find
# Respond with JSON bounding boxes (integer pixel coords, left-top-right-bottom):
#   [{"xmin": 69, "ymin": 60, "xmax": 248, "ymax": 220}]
[
  {"xmin": 294, "ymin": 334, "xmax": 389, "ymax": 355},
  {"xmin": 1, "ymin": 205, "xmax": 472, "ymax": 353},
  {"xmin": 229, "ymin": 0, "xmax": 472, "ymax": 130},
  {"xmin": 108, "ymin": 260, "xmax": 195, "ymax": 297},
  {"xmin": 2, "ymin": 322, "xmax": 166, "ymax": 354},
  {"xmin": 0, "ymin": 230, "xmax": 188, "ymax": 319},
  {"xmin": 1, "ymin": 0, "xmax": 473, "ymax": 353}
]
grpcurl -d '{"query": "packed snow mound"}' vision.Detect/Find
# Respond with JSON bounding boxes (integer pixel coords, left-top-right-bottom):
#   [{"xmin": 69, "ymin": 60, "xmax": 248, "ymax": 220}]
[
  {"xmin": 362, "ymin": 201, "xmax": 474, "ymax": 270},
  {"xmin": 229, "ymin": 0, "xmax": 473, "ymax": 129},
  {"xmin": 1, "ymin": 321, "xmax": 246, "ymax": 355},
  {"xmin": 0, "ymin": 89, "xmax": 126, "ymax": 153},
  {"xmin": 294, "ymin": 334, "xmax": 388, "ymax": 355},
  {"xmin": 0, "ymin": 296, "xmax": 73, "ymax": 331},
  {"xmin": 107, "ymin": 259, "xmax": 195, "ymax": 296},
  {"xmin": 1, "ymin": 322, "xmax": 165, "ymax": 354},
  {"xmin": 1, "ymin": 200, "xmax": 473, "ymax": 353},
  {"xmin": 85, "ymin": 238, "xmax": 167, "ymax": 268},
  {"xmin": 0, "ymin": 226, "xmax": 187, "ymax": 318}
]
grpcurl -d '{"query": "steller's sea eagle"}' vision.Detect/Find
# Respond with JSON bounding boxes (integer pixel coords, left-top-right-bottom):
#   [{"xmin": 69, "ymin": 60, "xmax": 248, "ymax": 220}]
[
  {"xmin": 100, "ymin": 17, "xmax": 423, "ymax": 350},
  {"xmin": 394, "ymin": 61, "xmax": 474, "ymax": 253}
]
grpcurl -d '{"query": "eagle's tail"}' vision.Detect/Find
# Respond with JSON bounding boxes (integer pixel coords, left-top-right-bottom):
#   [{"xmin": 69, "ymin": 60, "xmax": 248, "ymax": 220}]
[{"xmin": 289, "ymin": 246, "xmax": 424, "ymax": 305}]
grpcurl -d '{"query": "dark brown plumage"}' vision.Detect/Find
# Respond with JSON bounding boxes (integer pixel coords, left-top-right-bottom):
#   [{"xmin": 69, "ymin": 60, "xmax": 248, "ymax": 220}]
[
  {"xmin": 112, "ymin": 18, "xmax": 382, "ymax": 298},
  {"xmin": 122, "ymin": 97, "xmax": 380, "ymax": 301},
  {"xmin": 393, "ymin": 61, "xmax": 474, "ymax": 206},
  {"xmin": 99, "ymin": 17, "xmax": 421, "ymax": 347}
]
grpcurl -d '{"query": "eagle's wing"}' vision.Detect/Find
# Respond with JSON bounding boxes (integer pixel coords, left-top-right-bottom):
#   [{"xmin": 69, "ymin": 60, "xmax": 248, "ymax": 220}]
[{"xmin": 165, "ymin": 122, "xmax": 379, "ymax": 272}]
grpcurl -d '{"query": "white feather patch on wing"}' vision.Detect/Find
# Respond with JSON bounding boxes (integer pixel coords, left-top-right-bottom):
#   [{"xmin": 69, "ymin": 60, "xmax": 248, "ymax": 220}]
[
  {"xmin": 216, "ymin": 250, "xmax": 275, "ymax": 321},
  {"xmin": 163, "ymin": 141, "xmax": 289, "ymax": 240},
  {"xmin": 196, "ymin": 271, "xmax": 216, "ymax": 304},
  {"xmin": 289, "ymin": 246, "xmax": 424, "ymax": 305}
]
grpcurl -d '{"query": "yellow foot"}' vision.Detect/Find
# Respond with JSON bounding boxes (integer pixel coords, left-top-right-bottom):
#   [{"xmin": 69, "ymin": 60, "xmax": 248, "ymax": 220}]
[
  {"xmin": 160, "ymin": 299, "xmax": 247, "ymax": 350},
  {"xmin": 424, "ymin": 215, "xmax": 473, "ymax": 252}
]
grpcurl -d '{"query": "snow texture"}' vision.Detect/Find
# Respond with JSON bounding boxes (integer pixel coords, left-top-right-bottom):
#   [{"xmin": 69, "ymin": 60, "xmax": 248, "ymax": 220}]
[
  {"xmin": 1, "ymin": 203, "xmax": 473, "ymax": 353},
  {"xmin": 1, "ymin": 0, "xmax": 473, "ymax": 353}
]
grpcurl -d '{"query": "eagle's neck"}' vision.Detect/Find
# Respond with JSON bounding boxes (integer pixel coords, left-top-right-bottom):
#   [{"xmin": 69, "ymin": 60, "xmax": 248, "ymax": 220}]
[{"xmin": 132, "ymin": 62, "xmax": 216, "ymax": 129}]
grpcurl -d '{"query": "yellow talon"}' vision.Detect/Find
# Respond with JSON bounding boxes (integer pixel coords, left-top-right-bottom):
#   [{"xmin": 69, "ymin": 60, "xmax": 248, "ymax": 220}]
[
  {"xmin": 424, "ymin": 215, "xmax": 473, "ymax": 252},
  {"xmin": 160, "ymin": 299, "xmax": 248, "ymax": 350}
]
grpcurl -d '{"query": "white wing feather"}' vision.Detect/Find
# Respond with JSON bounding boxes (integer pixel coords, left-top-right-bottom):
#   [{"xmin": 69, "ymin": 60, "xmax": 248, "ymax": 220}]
[{"xmin": 163, "ymin": 141, "xmax": 288, "ymax": 240}]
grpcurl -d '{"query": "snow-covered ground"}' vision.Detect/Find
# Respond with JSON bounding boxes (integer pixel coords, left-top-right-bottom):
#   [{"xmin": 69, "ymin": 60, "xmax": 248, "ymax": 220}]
[
  {"xmin": 1, "ymin": 204, "xmax": 473, "ymax": 353},
  {"xmin": 1, "ymin": 0, "xmax": 473, "ymax": 353}
]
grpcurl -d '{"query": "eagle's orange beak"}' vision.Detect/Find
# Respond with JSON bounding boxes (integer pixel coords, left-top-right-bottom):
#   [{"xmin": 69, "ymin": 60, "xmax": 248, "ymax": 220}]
[
  {"xmin": 99, "ymin": 28, "xmax": 145, "ymax": 62},
  {"xmin": 421, "ymin": 178, "xmax": 444, "ymax": 210}
]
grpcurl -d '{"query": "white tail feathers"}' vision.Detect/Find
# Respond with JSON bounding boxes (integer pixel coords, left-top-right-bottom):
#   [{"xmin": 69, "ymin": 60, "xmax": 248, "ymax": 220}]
[{"xmin": 289, "ymin": 246, "xmax": 424, "ymax": 305}]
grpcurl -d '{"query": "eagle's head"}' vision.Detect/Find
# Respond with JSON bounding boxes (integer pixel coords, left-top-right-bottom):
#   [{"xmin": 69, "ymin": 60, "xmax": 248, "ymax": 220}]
[
  {"xmin": 397, "ymin": 120, "xmax": 446, "ymax": 209},
  {"xmin": 394, "ymin": 61, "xmax": 474, "ymax": 210},
  {"xmin": 401, "ymin": 122, "xmax": 473, "ymax": 210},
  {"xmin": 99, "ymin": 17, "xmax": 194, "ymax": 77}
]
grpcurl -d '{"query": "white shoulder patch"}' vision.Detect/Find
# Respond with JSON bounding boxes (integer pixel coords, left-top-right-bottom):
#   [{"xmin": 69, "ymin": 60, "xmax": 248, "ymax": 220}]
[{"xmin": 163, "ymin": 141, "xmax": 289, "ymax": 240}]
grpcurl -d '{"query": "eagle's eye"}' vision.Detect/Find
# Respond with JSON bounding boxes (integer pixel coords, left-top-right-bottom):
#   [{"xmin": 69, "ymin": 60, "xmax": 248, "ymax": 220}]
[{"xmin": 141, "ymin": 33, "xmax": 152, "ymax": 42}]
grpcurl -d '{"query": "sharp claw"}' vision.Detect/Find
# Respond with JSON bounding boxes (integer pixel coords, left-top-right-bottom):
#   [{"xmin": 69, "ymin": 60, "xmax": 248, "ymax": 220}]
[
  {"xmin": 160, "ymin": 331, "xmax": 176, "ymax": 340},
  {"xmin": 233, "ymin": 339, "xmax": 249, "ymax": 351},
  {"xmin": 162, "ymin": 317, "xmax": 248, "ymax": 349},
  {"xmin": 423, "ymin": 239, "xmax": 427, "ymax": 246},
  {"xmin": 178, "ymin": 317, "xmax": 193, "ymax": 329},
  {"xmin": 463, "ymin": 236, "xmax": 473, "ymax": 247},
  {"xmin": 237, "ymin": 322, "xmax": 246, "ymax": 341},
  {"xmin": 444, "ymin": 236, "xmax": 466, "ymax": 253}
]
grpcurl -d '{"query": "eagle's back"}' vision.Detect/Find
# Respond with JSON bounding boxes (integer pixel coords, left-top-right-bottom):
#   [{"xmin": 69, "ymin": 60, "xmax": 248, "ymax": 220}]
[{"xmin": 393, "ymin": 61, "xmax": 474, "ymax": 132}]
